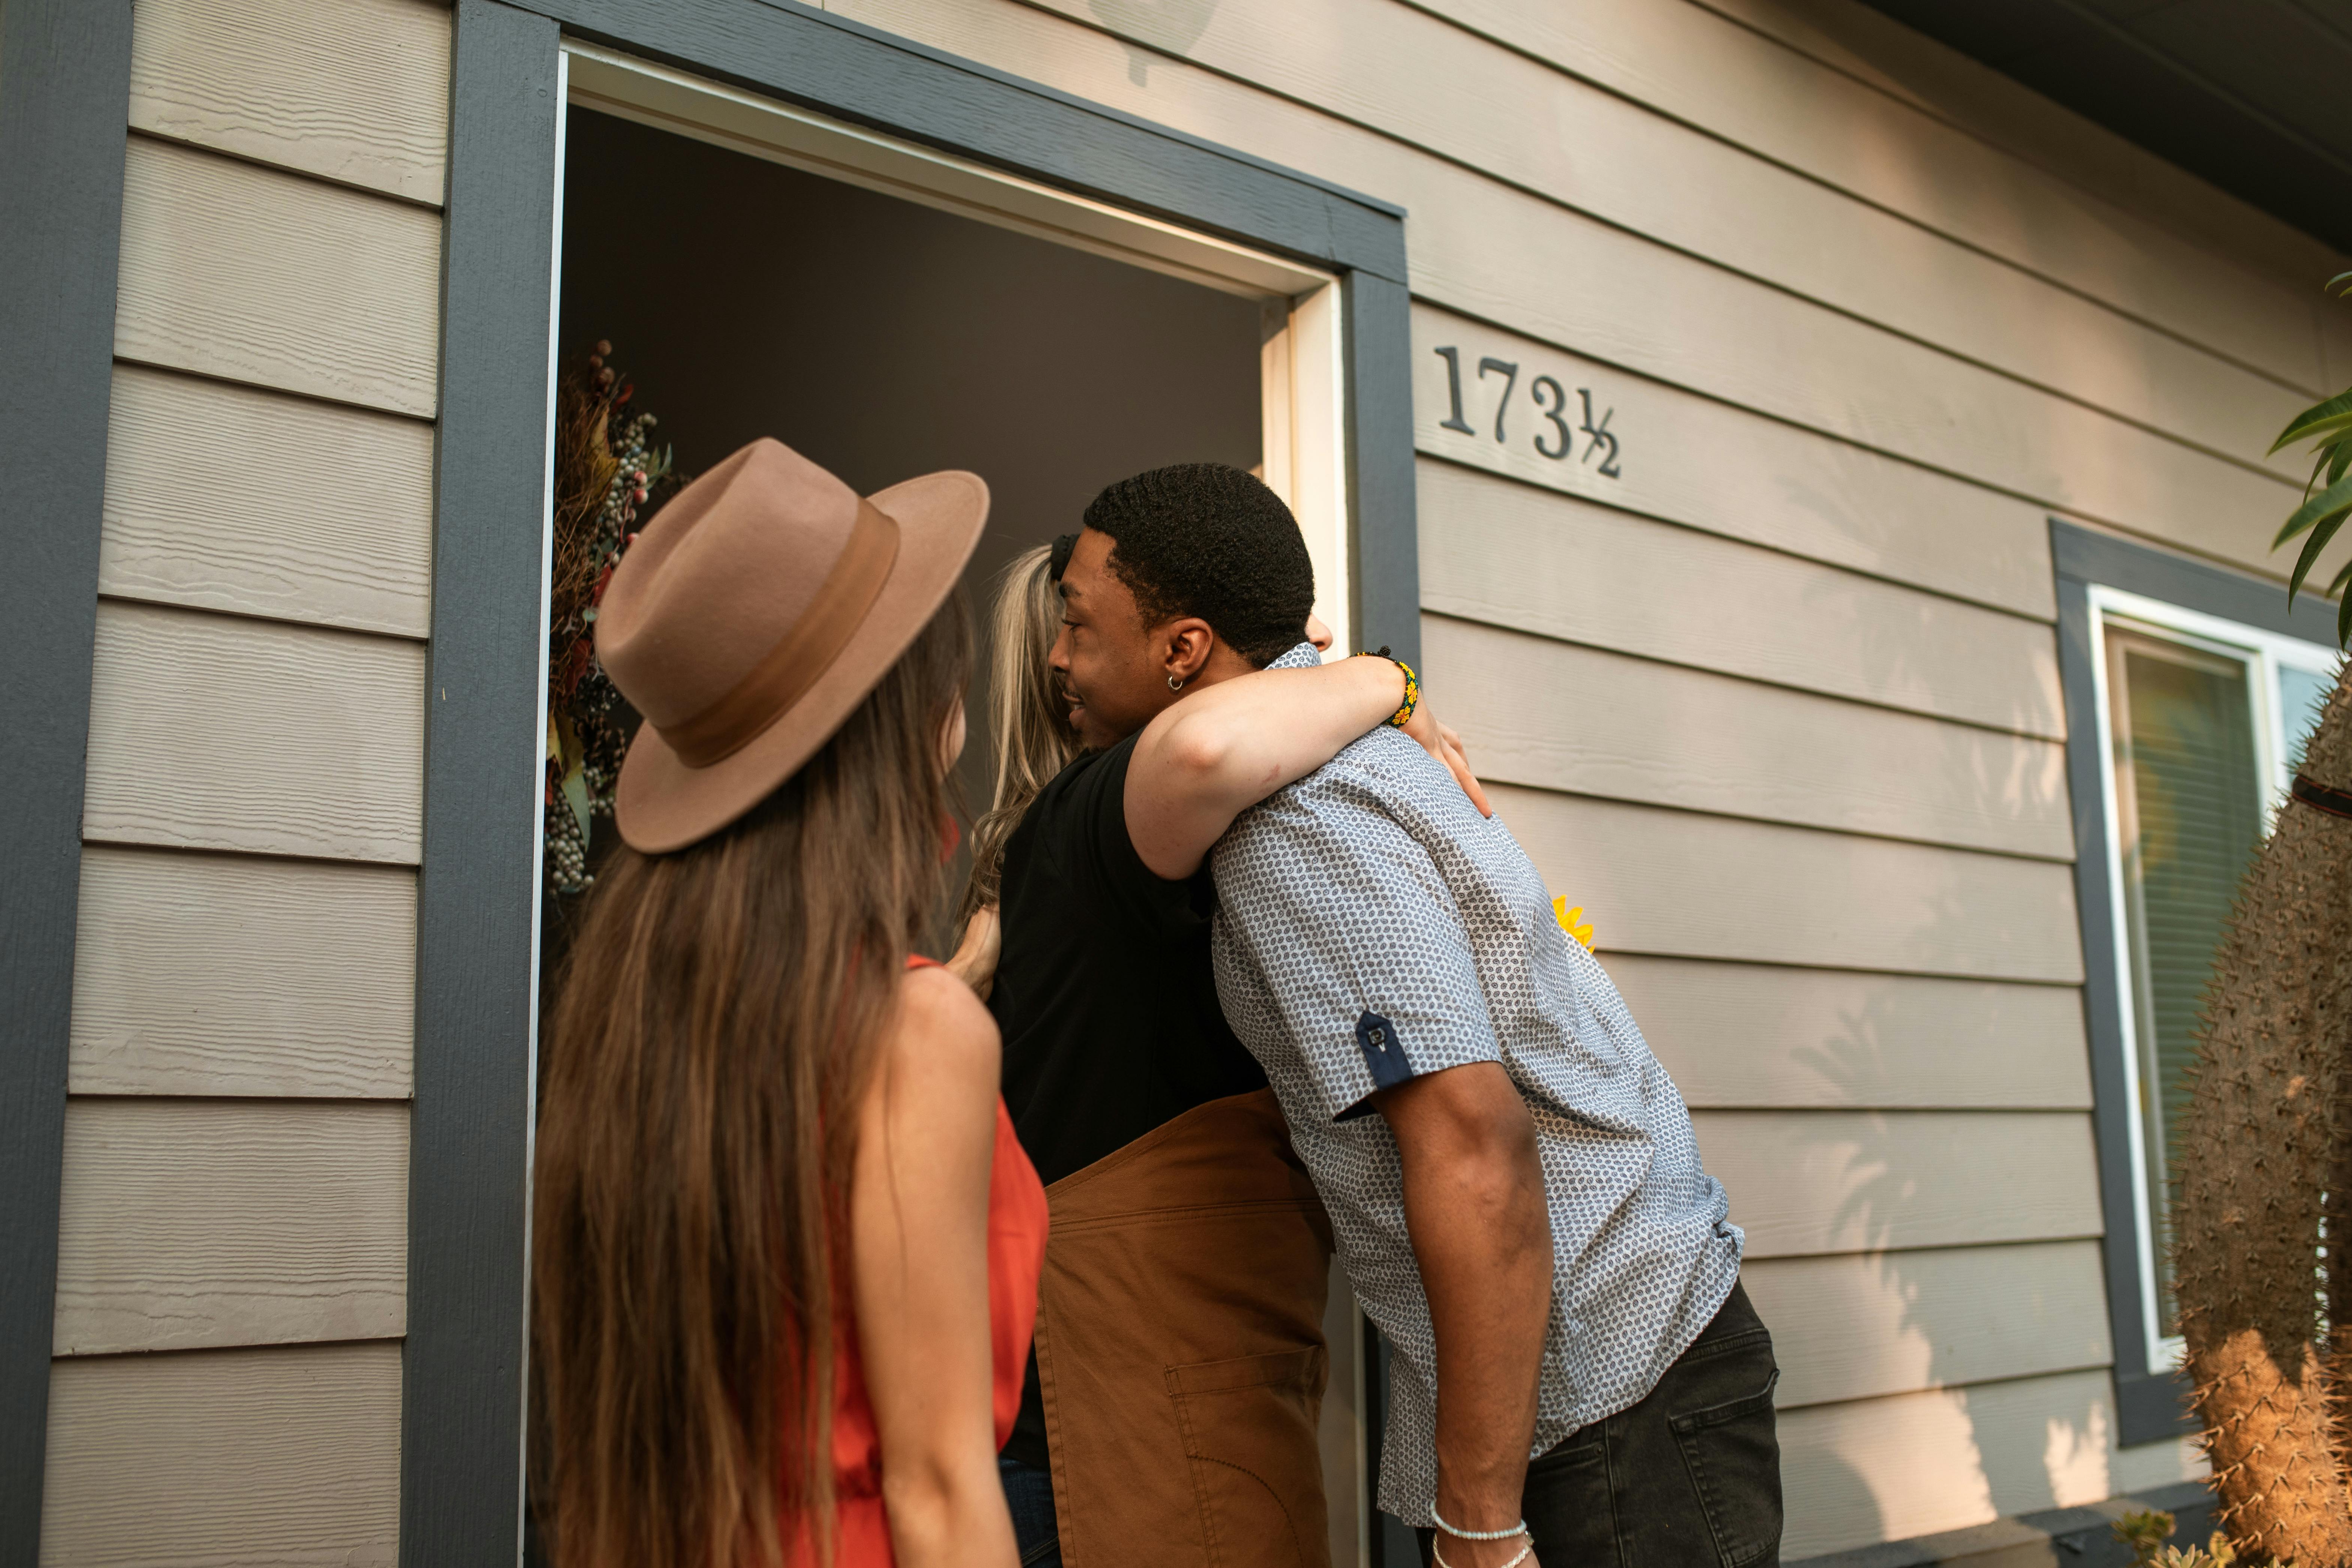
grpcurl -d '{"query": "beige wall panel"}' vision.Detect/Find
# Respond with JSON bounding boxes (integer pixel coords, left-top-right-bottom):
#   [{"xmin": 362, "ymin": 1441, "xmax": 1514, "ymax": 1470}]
[
  {"xmin": 1689, "ymin": 0, "xmax": 2348, "ymax": 300},
  {"xmin": 1419, "ymin": 463, "xmax": 2065, "ymax": 740},
  {"xmin": 1496, "ymin": 787, "xmax": 2084, "ymax": 982},
  {"xmin": 1407, "ymin": 307, "xmax": 2051, "ymax": 618},
  {"xmin": 102, "ymin": 365, "xmax": 433, "ymax": 637},
  {"xmin": 1606, "ymin": 954, "xmax": 2091, "ymax": 1111},
  {"xmin": 42, "ymin": 1341, "xmax": 399, "ymax": 1567},
  {"xmin": 1425, "ymin": 614, "xmax": 2072, "ymax": 858},
  {"xmin": 1779, "ymin": 1369, "xmax": 2203, "ymax": 1559},
  {"xmin": 54, "ymin": 1099, "xmax": 407, "ymax": 1355},
  {"xmin": 71, "ymin": 846, "xmax": 414, "ymax": 1098},
  {"xmin": 1406, "ymin": 0, "xmax": 2329, "ymax": 392},
  {"xmin": 84, "ymin": 601, "xmax": 424, "ymax": 864},
  {"xmin": 1695, "ymin": 1110, "xmax": 2101, "ymax": 1258},
  {"xmin": 129, "ymin": 0, "xmax": 451, "ymax": 205},
  {"xmin": 1023, "ymin": 0, "xmax": 2307, "ymax": 466},
  {"xmin": 1748, "ymin": 1241, "xmax": 2111, "ymax": 1409},
  {"xmin": 115, "ymin": 137, "xmax": 440, "ymax": 418},
  {"xmin": 838, "ymin": 0, "xmax": 2311, "ymax": 580}
]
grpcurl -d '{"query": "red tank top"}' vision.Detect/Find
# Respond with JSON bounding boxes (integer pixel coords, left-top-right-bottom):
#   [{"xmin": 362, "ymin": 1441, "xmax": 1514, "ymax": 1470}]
[{"xmin": 789, "ymin": 956, "xmax": 1048, "ymax": 1566}]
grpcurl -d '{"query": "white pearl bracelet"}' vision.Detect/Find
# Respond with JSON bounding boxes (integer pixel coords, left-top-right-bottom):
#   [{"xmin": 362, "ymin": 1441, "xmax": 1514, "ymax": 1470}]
[
  {"xmin": 1429, "ymin": 1506, "xmax": 1530, "ymax": 1541},
  {"xmin": 1431, "ymin": 1539, "xmax": 1533, "ymax": 1568}
]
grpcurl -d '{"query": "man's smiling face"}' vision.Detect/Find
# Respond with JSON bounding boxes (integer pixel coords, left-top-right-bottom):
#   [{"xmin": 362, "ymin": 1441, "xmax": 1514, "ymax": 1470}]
[{"xmin": 1048, "ymin": 527, "xmax": 1184, "ymax": 749}]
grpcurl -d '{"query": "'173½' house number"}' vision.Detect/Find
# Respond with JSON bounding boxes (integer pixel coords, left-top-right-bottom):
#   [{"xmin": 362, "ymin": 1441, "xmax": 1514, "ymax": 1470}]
[{"xmin": 1432, "ymin": 346, "xmax": 1622, "ymax": 478}]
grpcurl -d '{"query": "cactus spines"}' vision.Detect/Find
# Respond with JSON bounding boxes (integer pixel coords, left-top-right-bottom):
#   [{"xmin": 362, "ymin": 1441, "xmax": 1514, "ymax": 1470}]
[{"xmin": 2174, "ymin": 663, "xmax": 2352, "ymax": 1565}]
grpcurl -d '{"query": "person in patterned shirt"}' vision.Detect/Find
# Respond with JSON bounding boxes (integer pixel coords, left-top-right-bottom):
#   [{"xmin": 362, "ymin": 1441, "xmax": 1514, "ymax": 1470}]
[{"xmin": 1209, "ymin": 639, "xmax": 1781, "ymax": 1568}]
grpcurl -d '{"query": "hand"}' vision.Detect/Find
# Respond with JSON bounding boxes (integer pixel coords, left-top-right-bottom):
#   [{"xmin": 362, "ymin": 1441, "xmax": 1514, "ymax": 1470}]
[
  {"xmin": 1402, "ymin": 700, "xmax": 1493, "ymax": 817},
  {"xmin": 945, "ymin": 906, "xmax": 1000, "ymax": 1000}
]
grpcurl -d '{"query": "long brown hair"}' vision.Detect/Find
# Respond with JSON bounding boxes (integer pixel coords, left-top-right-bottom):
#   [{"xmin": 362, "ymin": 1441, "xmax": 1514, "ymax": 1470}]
[
  {"xmin": 958, "ymin": 544, "xmax": 1082, "ymax": 921},
  {"xmin": 532, "ymin": 599, "xmax": 970, "ymax": 1568}
]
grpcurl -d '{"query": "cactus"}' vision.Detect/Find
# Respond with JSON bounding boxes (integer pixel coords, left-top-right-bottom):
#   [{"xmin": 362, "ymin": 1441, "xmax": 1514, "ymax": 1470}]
[{"xmin": 2172, "ymin": 665, "xmax": 2352, "ymax": 1564}]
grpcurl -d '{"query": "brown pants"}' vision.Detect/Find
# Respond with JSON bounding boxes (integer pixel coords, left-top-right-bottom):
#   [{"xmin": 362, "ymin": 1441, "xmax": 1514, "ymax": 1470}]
[{"xmin": 1035, "ymin": 1089, "xmax": 1337, "ymax": 1568}]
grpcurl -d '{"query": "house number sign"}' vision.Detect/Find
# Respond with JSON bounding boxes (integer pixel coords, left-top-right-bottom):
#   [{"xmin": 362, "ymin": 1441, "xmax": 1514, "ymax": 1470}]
[{"xmin": 1431, "ymin": 345, "xmax": 1622, "ymax": 478}]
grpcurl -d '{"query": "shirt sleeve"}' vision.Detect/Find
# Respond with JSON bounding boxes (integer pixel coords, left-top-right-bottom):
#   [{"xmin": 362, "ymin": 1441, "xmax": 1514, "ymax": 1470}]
[
  {"xmin": 1214, "ymin": 767, "xmax": 1504, "ymax": 1123},
  {"xmin": 1067, "ymin": 734, "xmax": 1213, "ymax": 934}
]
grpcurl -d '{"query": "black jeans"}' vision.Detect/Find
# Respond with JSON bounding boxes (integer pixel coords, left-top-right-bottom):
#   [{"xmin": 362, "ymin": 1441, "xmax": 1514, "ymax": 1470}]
[
  {"xmin": 1418, "ymin": 1280, "xmax": 1782, "ymax": 1568},
  {"xmin": 999, "ymin": 1454, "xmax": 1063, "ymax": 1567}
]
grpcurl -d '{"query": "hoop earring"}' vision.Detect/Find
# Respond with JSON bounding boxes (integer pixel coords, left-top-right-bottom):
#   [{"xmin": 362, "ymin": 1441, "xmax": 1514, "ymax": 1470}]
[{"xmin": 1168, "ymin": 674, "xmax": 1185, "ymax": 692}]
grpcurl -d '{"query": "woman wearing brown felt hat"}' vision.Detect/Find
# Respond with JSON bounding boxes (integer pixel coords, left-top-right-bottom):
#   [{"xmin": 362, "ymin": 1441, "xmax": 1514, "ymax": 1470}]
[{"xmin": 531, "ymin": 437, "xmax": 1043, "ymax": 1568}]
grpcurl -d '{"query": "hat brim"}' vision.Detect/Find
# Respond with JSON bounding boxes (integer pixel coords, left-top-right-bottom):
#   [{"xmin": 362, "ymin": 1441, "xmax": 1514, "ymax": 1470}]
[{"xmin": 612, "ymin": 469, "xmax": 989, "ymax": 854}]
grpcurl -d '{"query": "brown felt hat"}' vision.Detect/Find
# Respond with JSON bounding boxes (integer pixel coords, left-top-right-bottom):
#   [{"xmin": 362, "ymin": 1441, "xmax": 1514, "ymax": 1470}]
[{"xmin": 597, "ymin": 437, "xmax": 987, "ymax": 853}]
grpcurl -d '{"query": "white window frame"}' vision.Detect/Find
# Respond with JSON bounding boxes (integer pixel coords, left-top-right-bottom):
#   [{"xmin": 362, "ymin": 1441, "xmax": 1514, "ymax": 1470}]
[{"xmin": 2085, "ymin": 583, "xmax": 2337, "ymax": 1373}]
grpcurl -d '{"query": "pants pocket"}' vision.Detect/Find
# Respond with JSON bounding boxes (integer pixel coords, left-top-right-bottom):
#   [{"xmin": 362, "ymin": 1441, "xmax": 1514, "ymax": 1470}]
[
  {"xmin": 1165, "ymin": 1346, "xmax": 1331, "ymax": 1568},
  {"xmin": 1668, "ymin": 1358, "xmax": 1783, "ymax": 1568}
]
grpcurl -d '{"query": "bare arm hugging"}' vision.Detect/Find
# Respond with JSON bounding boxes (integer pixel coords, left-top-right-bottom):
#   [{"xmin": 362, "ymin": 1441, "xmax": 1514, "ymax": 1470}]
[{"xmin": 1126, "ymin": 656, "xmax": 1491, "ymax": 879}]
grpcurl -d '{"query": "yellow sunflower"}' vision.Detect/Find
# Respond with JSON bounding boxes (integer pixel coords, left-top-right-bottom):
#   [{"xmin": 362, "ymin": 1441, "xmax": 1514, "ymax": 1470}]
[{"xmin": 1551, "ymin": 895, "xmax": 1596, "ymax": 950}]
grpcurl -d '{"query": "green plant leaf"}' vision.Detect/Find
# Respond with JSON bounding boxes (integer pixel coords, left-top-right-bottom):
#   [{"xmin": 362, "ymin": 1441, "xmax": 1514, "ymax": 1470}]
[
  {"xmin": 2288, "ymin": 510, "xmax": 2346, "ymax": 604},
  {"xmin": 2271, "ymin": 389, "xmax": 2352, "ymax": 454},
  {"xmin": 2274, "ymin": 469, "xmax": 2352, "ymax": 549},
  {"xmin": 2331, "ymin": 268, "xmax": 2352, "ymax": 294}
]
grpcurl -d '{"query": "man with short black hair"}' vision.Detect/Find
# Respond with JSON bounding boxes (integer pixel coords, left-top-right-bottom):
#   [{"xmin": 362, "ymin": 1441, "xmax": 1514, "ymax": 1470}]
[
  {"xmin": 1000, "ymin": 460, "xmax": 1780, "ymax": 1568},
  {"xmin": 987, "ymin": 463, "xmax": 1485, "ymax": 1568}
]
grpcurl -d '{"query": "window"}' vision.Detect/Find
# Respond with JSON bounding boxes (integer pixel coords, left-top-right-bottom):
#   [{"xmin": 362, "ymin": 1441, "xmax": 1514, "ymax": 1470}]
[{"xmin": 2088, "ymin": 586, "xmax": 2335, "ymax": 1370}]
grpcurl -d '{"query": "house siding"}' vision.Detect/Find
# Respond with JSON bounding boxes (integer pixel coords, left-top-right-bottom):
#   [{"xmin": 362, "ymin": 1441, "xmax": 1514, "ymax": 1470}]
[
  {"xmin": 40, "ymin": 0, "xmax": 450, "ymax": 1560},
  {"xmin": 29, "ymin": 0, "xmax": 2345, "ymax": 1558}
]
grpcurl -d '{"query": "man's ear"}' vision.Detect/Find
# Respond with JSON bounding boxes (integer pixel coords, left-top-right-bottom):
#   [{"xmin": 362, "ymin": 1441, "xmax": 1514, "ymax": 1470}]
[{"xmin": 1161, "ymin": 619, "xmax": 1216, "ymax": 684}]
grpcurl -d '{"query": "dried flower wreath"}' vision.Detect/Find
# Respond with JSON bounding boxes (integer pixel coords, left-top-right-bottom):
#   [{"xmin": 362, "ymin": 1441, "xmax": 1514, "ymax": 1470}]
[{"xmin": 544, "ymin": 340, "xmax": 682, "ymax": 895}]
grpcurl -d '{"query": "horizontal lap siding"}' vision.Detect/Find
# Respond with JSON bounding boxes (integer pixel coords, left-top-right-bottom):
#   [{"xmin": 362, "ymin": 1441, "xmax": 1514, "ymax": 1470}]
[
  {"xmin": 70, "ymin": 846, "xmax": 415, "ymax": 1098},
  {"xmin": 1017, "ymin": 0, "xmax": 2310, "ymax": 468},
  {"xmin": 49, "ymin": 3, "xmax": 448, "ymax": 1560},
  {"xmin": 102, "ymin": 365, "xmax": 434, "ymax": 637},
  {"xmin": 41, "ymin": 1343, "xmax": 401, "ymax": 1568},
  {"xmin": 82, "ymin": 600, "xmax": 425, "ymax": 864},
  {"xmin": 1778, "ymin": 1368, "xmax": 2204, "ymax": 1559},
  {"xmin": 834, "ymin": 0, "xmax": 2343, "ymax": 588},
  {"xmin": 128, "ymin": 0, "xmax": 451, "ymax": 204},
  {"xmin": 1696, "ymin": 1111, "xmax": 2102, "ymax": 1258},
  {"xmin": 1497, "ymin": 787, "xmax": 2083, "ymax": 982},
  {"xmin": 1404, "ymin": 314, "xmax": 2053, "ymax": 619},
  {"xmin": 1416, "ymin": 0, "xmax": 2339, "ymax": 389},
  {"xmin": 1416, "ymin": 457, "xmax": 2065, "ymax": 739},
  {"xmin": 53, "ymin": 1101, "xmax": 408, "ymax": 1356},
  {"xmin": 1747, "ymin": 1242, "xmax": 2112, "ymax": 1408},
  {"xmin": 1423, "ymin": 615, "xmax": 2071, "ymax": 858},
  {"xmin": 115, "ymin": 136, "xmax": 441, "ymax": 417},
  {"xmin": 1608, "ymin": 955, "xmax": 2091, "ymax": 1112},
  {"xmin": 843, "ymin": 0, "xmax": 2217, "ymax": 1549}
]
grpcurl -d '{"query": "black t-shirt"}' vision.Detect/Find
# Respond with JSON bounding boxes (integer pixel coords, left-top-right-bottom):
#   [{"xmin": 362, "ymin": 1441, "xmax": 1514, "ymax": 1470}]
[{"xmin": 989, "ymin": 731, "xmax": 1268, "ymax": 1466}]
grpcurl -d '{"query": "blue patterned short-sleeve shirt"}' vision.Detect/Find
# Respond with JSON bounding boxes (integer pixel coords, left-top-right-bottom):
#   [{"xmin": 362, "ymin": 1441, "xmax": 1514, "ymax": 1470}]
[{"xmin": 1209, "ymin": 644, "xmax": 1744, "ymax": 1526}]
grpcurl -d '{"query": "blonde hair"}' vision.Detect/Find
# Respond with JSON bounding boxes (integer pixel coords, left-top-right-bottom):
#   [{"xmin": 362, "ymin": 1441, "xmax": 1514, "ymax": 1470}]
[{"xmin": 960, "ymin": 544, "xmax": 1082, "ymax": 920}]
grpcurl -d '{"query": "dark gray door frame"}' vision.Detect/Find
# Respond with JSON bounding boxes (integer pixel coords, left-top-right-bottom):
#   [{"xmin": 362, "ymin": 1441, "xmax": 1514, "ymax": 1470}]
[
  {"xmin": 421, "ymin": 2, "xmax": 1420, "ymax": 1565},
  {"xmin": 0, "ymin": 0, "xmax": 135, "ymax": 1558},
  {"xmin": 2051, "ymin": 518, "xmax": 2343, "ymax": 1449}
]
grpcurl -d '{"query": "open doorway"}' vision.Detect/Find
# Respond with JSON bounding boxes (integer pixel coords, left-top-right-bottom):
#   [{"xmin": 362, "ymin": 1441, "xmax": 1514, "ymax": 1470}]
[
  {"xmin": 534, "ymin": 43, "xmax": 1365, "ymax": 1566},
  {"xmin": 555, "ymin": 104, "xmax": 1265, "ymax": 867}
]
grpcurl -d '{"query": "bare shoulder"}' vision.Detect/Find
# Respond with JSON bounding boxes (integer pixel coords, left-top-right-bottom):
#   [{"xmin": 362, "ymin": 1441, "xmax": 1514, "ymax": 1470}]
[{"xmin": 883, "ymin": 963, "xmax": 1002, "ymax": 1090}]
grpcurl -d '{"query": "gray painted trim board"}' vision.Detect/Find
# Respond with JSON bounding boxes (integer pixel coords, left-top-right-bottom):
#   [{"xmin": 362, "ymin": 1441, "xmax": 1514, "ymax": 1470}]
[
  {"xmin": 0, "ymin": 0, "xmax": 136, "ymax": 1553},
  {"xmin": 531, "ymin": 0, "xmax": 1408, "ymax": 283},
  {"xmin": 404, "ymin": 3, "xmax": 563, "ymax": 1564},
  {"xmin": 2051, "ymin": 517, "xmax": 2341, "ymax": 1447}
]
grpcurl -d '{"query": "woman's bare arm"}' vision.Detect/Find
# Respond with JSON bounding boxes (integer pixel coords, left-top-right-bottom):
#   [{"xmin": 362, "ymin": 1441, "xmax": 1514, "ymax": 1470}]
[
  {"xmin": 852, "ymin": 966, "xmax": 1020, "ymax": 1568},
  {"xmin": 1127, "ymin": 657, "xmax": 1492, "ymax": 879}
]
